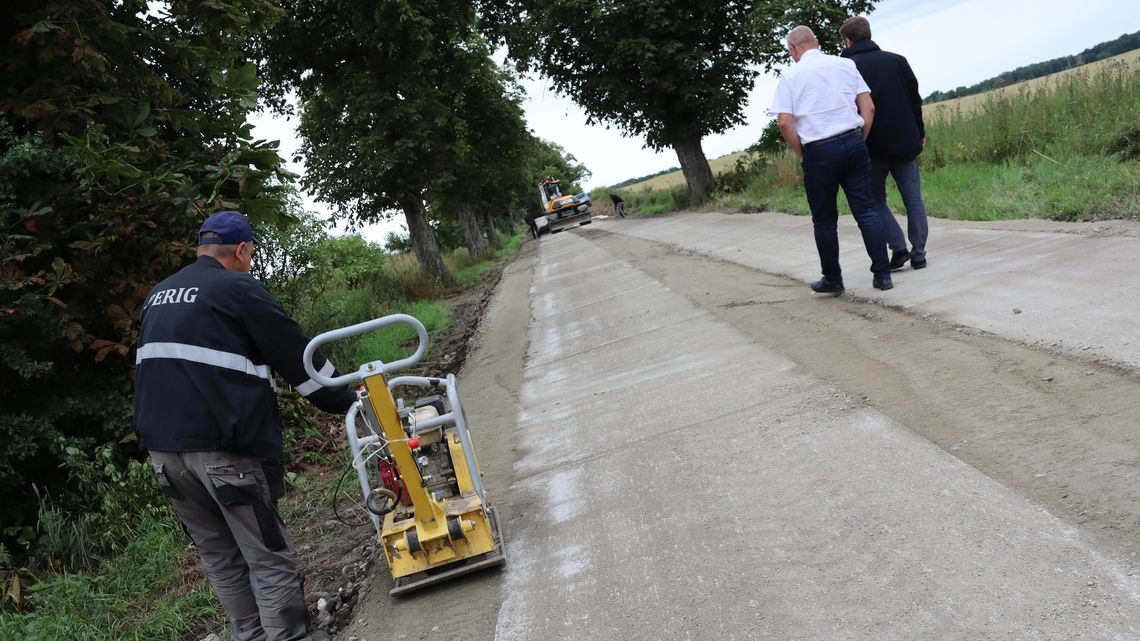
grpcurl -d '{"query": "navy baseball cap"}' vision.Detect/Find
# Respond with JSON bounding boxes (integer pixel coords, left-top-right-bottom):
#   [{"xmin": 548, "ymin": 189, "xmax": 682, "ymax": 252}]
[{"xmin": 197, "ymin": 210, "xmax": 257, "ymax": 245}]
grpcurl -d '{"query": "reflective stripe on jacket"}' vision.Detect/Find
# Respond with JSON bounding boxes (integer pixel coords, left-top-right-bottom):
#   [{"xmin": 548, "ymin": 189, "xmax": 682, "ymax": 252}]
[{"xmin": 133, "ymin": 256, "xmax": 356, "ymax": 460}]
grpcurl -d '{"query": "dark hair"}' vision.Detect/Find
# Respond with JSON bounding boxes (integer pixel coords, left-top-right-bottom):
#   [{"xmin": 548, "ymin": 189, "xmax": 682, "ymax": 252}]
[{"xmin": 840, "ymin": 16, "xmax": 871, "ymax": 42}]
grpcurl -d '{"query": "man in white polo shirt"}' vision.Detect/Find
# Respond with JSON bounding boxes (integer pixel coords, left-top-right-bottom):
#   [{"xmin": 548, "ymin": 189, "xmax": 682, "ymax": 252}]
[{"xmin": 770, "ymin": 25, "xmax": 892, "ymax": 294}]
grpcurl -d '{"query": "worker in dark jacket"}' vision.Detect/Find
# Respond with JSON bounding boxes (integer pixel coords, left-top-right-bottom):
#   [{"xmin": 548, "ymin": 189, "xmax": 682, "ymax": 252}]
[
  {"xmin": 135, "ymin": 210, "xmax": 355, "ymax": 641},
  {"xmin": 523, "ymin": 210, "xmax": 540, "ymax": 239},
  {"xmin": 840, "ymin": 16, "xmax": 929, "ymax": 270},
  {"xmin": 609, "ymin": 192, "xmax": 626, "ymax": 218}
]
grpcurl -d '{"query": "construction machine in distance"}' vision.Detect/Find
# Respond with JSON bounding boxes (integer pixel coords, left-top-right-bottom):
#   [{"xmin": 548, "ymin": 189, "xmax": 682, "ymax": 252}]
[
  {"xmin": 538, "ymin": 175, "xmax": 591, "ymax": 234},
  {"xmin": 303, "ymin": 314, "xmax": 505, "ymax": 596}
]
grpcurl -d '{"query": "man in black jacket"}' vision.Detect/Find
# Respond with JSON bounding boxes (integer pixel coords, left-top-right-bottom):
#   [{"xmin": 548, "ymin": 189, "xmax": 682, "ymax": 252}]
[
  {"xmin": 523, "ymin": 210, "xmax": 540, "ymax": 238},
  {"xmin": 135, "ymin": 210, "xmax": 356, "ymax": 641},
  {"xmin": 840, "ymin": 16, "xmax": 929, "ymax": 270},
  {"xmin": 609, "ymin": 192, "xmax": 626, "ymax": 218}
]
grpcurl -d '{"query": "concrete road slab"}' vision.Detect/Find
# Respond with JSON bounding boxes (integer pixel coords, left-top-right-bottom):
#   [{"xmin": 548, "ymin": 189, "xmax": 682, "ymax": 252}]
[
  {"xmin": 494, "ymin": 232, "xmax": 1140, "ymax": 640},
  {"xmin": 608, "ymin": 212, "xmax": 1140, "ymax": 368}
]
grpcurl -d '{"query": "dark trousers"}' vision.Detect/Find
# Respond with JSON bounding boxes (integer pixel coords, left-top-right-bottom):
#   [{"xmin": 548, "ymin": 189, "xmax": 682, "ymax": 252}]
[
  {"xmin": 871, "ymin": 158, "xmax": 928, "ymax": 262},
  {"xmin": 525, "ymin": 218, "xmax": 539, "ymax": 238},
  {"xmin": 801, "ymin": 130, "xmax": 890, "ymax": 282}
]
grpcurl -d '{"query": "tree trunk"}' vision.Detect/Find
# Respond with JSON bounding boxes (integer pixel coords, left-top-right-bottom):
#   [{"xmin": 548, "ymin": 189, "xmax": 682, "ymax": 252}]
[
  {"xmin": 482, "ymin": 210, "xmax": 502, "ymax": 249},
  {"xmin": 673, "ymin": 134, "xmax": 714, "ymax": 202},
  {"xmin": 504, "ymin": 199, "xmax": 518, "ymax": 234},
  {"xmin": 400, "ymin": 196, "xmax": 451, "ymax": 284},
  {"xmin": 459, "ymin": 203, "xmax": 489, "ymax": 259}
]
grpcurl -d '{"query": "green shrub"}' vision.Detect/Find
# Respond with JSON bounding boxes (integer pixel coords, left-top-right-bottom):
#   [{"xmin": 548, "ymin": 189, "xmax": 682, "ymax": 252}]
[
  {"xmin": 381, "ymin": 253, "xmax": 448, "ymax": 301},
  {"xmin": 0, "ymin": 0, "xmax": 291, "ymax": 558}
]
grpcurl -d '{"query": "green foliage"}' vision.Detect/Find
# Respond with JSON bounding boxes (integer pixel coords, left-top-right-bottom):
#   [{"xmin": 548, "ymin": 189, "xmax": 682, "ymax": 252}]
[
  {"xmin": 0, "ymin": 519, "xmax": 220, "ymax": 641},
  {"xmin": 918, "ymin": 158, "xmax": 1140, "ymax": 221},
  {"xmin": 530, "ymin": 139, "xmax": 591, "ymax": 196},
  {"xmin": 481, "ymin": 0, "xmax": 875, "ymax": 200},
  {"xmin": 447, "ymin": 250, "xmax": 497, "ymax": 286},
  {"xmin": 57, "ymin": 444, "xmax": 170, "ymax": 553},
  {"xmin": 30, "ymin": 499, "xmax": 93, "ymax": 575},
  {"xmin": 748, "ymin": 0, "xmax": 879, "ymax": 69},
  {"xmin": 268, "ymin": 232, "xmax": 395, "ymax": 370},
  {"xmin": 604, "ymin": 185, "xmax": 692, "ymax": 218},
  {"xmin": 252, "ymin": 205, "xmax": 337, "ymax": 312},
  {"xmin": 259, "ymin": 1, "xmax": 497, "ymax": 283},
  {"xmin": 715, "ymin": 153, "xmax": 1140, "ymax": 223},
  {"xmin": 432, "ymin": 40, "xmax": 533, "ymax": 259},
  {"xmin": 0, "ymin": 0, "xmax": 290, "ymax": 555},
  {"xmin": 922, "ymin": 63, "xmax": 1140, "ymax": 168},
  {"xmin": 1108, "ymin": 123, "xmax": 1140, "ymax": 161},
  {"xmin": 384, "ymin": 231, "xmax": 414, "ymax": 255},
  {"xmin": 354, "ymin": 301, "xmax": 454, "ymax": 366}
]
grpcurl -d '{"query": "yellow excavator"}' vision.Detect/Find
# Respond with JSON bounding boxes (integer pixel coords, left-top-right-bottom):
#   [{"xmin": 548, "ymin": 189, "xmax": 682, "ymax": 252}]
[
  {"xmin": 538, "ymin": 175, "xmax": 592, "ymax": 234},
  {"xmin": 303, "ymin": 314, "xmax": 504, "ymax": 595}
]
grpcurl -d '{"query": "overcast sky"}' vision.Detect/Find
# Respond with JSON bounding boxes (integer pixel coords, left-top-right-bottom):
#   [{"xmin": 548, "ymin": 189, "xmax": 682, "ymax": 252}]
[{"xmin": 251, "ymin": 0, "xmax": 1140, "ymax": 242}]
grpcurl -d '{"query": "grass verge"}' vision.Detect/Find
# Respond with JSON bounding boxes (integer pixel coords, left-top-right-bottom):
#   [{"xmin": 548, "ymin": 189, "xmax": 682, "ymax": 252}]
[
  {"xmin": 0, "ymin": 519, "xmax": 222, "ymax": 641},
  {"xmin": 712, "ymin": 153, "xmax": 1140, "ymax": 222}
]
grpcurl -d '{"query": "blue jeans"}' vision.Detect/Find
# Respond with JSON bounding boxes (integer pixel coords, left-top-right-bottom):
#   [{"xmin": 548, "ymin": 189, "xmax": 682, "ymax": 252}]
[
  {"xmin": 801, "ymin": 130, "xmax": 890, "ymax": 282},
  {"xmin": 871, "ymin": 158, "xmax": 928, "ymax": 262}
]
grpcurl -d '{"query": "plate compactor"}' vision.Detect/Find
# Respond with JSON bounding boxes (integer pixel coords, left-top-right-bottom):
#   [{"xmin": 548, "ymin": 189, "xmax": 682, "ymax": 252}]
[{"xmin": 303, "ymin": 314, "xmax": 504, "ymax": 595}]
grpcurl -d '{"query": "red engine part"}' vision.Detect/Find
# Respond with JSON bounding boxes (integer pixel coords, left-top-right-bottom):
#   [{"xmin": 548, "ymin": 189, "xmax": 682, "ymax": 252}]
[{"xmin": 378, "ymin": 458, "xmax": 412, "ymax": 506}]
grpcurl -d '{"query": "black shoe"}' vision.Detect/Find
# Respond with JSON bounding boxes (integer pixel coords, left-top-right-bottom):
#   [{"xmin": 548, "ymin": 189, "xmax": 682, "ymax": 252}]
[
  {"xmin": 810, "ymin": 278, "xmax": 844, "ymax": 295},
  {"xmin": 889, "ymin": 249, "xmax": 910, "ymax": 271},
  {"xmin": 912, "ymin": 258, "xmax": 927, "ymax": 269},
  {"xmin": 873, "ymin": 276, "xmax": 893, "ymax": 290}
]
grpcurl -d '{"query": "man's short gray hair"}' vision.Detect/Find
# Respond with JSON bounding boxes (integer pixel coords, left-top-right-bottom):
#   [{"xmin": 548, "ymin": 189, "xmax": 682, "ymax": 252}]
[
  {"xmin": 787, "ymin": 25, "xmax": 817, "ymax": 48},
  {"xmin": 197, "ymin": 232, "xmax": 236, "ymax": 258}
]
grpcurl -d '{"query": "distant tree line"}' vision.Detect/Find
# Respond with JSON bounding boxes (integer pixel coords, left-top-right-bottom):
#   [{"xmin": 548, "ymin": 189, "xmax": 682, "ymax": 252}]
[
  {"xmin": 925, "ymin": 29, "xmax": 1140, "ymax": 103},
  {"xmin": 609, "ymin": 166, "xmax": 682, "ymax": 190}
]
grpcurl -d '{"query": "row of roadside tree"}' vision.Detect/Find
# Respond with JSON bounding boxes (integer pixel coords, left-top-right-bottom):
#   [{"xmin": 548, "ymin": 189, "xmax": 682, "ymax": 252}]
[{"xmin": 1, "ymin": 0, "xmax": 879, "ymax": 592}]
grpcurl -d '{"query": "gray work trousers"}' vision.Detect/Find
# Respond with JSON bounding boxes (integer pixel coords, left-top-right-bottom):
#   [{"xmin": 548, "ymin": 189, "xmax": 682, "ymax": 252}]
[{"xmin": 150, "ymin": 451, "xmax": 313, "ymax": 641}]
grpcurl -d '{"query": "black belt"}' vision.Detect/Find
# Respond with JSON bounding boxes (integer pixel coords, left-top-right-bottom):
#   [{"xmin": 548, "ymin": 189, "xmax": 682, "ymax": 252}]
[{"xmin": 804, "ymin": 128, "xmax": 861, "ymax": 148}]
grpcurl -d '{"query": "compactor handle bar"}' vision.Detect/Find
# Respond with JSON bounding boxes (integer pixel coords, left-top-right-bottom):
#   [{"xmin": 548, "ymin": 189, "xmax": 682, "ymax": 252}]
[{"xmin": 302, "ymin": 314, "xmax": 429, "ymax": 387}]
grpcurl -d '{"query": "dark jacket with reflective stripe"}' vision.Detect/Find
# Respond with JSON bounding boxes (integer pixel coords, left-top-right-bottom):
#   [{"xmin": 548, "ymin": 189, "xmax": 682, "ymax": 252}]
[
  {"xmin": 134, "ymin": 256, "xmax": 356, "ymax": 460},
  {"xmin": 841, "ymin": 39, "xmax": 926, "ymax": 162}
]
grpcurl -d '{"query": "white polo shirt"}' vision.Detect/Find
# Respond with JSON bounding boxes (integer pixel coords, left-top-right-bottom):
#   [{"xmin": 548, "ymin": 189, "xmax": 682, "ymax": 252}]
[{"xmin": 769, "ymin": 48, "xmax": 870, "ymax": 144}]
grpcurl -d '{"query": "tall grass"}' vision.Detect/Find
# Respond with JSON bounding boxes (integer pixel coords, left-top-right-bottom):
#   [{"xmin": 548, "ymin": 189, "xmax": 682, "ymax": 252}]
[
  {"xmin": 353, "ymin": 300, "xmax": 454, "ymax": 365},
  {"xmin": 923, "ymin": 61, "xmax": 1140, "ymax": 168},
  {"xmin": 592, "ymin": 184, "xmax": 692, "ymax": 217},
  {"xmin": 0, "ymin": 519, "xmax": 221, "ymax": 641}
]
